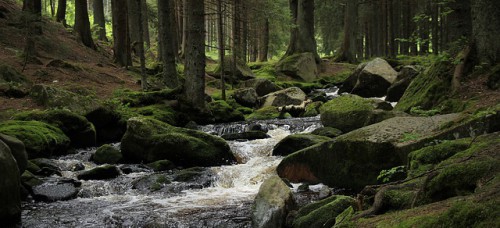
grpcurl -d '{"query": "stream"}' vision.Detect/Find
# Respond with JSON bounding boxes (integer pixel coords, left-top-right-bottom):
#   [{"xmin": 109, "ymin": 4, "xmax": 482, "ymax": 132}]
[{"xmin": 21, "ymin": 116, "xmax": 323, "ymax": 228}]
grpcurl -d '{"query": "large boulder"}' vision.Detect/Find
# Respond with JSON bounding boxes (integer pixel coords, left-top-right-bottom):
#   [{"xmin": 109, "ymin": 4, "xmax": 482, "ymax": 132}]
[
  {"xmin": 240, "ymin": 78, "xmax": 280, "ymax": 96},
  {"xmin": 0, "ymin": 121, "xmax": 70, "ymax": 158},
  {"xmin": 0, "ymin": 133, "xmax": 28, "ymax": 173},
  {"xmin": 30, "ymin": 84, "xmax": 98, "ymax": 114},
  {"xmin": 260, "ymin": 87, "xmax": 307, "ymax": 108},
  {"xmin": 276, "ymin": 53, "xmax": 318, "ymax": 82},
  {"xmin": 32, "ymin": 181, "xmax": 80, "ymax": 202},
  {"xmin": 0, "ymin": 140, "xmax": 21, "ymax": 225},
  {"xmin": 252, "ymin": 175, "xmax": 294, "ymax": 228},
  {"xmin": 85, "ymin": 106, "xmax": 128, "ymax": 144},
  {"xmin": 292, "ymin": 195, "xmax": 357, "ymax": 228},
  {"xmin": 273, "ymin": 133, "xmax": 331, "ymax": 156},
  {"xmin": 338, "ymin": 62, "xmax": 367, "ymax": 94},
  {"xmin": 91, "ymin": 144, "xmax": 122, "ymax": 164},
  {"xmin": 232, "ymin": 88, "xmax": 259, "ymax": 108},
  {"xmin": 207, "ymin": 100, "xmax": 245, "ymax": 123},
  {"xmin": 276, "ymin": 113, "xmax": 487, "ymax": 191},
  {"xmin": 320, "ymin": 94, "xmax": 399, "ymax": 133},
  {"xmin": 395, "ymin": 60, "xmax": 453, "ymax": 112},
  {"xmin": 14, "ymin": 109, "xmax": 96, "ymax": 148},
  {"xmin": 121, "ymin": 117, "xmax": 236, "ymax": 166},
  {"xmin": 340, "ymin": 58, "xmax": 397, "ymax": 97},
  {"xmin": 386, "ymin": 65, "xmax": 421, "ymax": 102},
  {"xmin": 0, "ymin": 64, "xmax": 30, "ymax": 98},
  {"xmin": 214, "ymin": 56, "xmax": 255, "ymax": 82}
]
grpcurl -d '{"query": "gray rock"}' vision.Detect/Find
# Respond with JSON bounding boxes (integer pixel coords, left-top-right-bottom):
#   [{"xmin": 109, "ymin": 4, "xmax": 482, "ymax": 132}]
[
  {"xmin": 0, "ymin": 133, "xmax": 28, "ymax": 173},
  {"xmin": 32, "ymin": 182, "xmax": 79, "ymax": 202},
  {"xmin": 386, "ymin": 65, "xmax": 421, "ymax": 102},
  {"xmin": 233, "ymin": 88, "xmax": 259, "ymax": 107},
  {"xmin": 260, "ymin": 87, "xmax": 306, "ymax": 108},
  {"xmin": 0, "ymin": 140, "xmax": 21, "ymax": 224},
  {"xmin": 342, "ymin": 58, "xmax": 397, "ymax": 97},
  {"xmin": 77, "ymin": 165, "xmax": 121, "ymax": 180},
  {"xmin": 240, "ymin": 78, "xmax": 280, "ymax": 96},
  {"xmin": 252, "ymin": 175, "xmax": 294, "ymax": 228},
  {"xmin": 276, "ymin": 53, "xmax": 318, "ymax": 82}
]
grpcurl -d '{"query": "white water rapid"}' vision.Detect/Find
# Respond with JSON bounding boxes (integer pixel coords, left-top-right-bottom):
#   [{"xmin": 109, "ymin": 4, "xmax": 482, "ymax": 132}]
[{"xmin": 21, "ymin": 117, "xmax": 322, "ymax": 228}]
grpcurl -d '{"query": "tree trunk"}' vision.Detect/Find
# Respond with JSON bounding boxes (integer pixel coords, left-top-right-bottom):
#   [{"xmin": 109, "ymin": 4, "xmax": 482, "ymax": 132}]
[
  {"xmin": 284, "ymin": 0, "xmax": 319, "ymax": 62},
  {"xmin": 445, "ymin": 0, "xmax": 472, "ymax": 53},
  {"xmin": 136, "ymin": 0, "xmax": 147, "ymax": 91},
  {"xmin": 471, "ymin": 0, "xmax": 500, "ymax": 65},
  {"xmin": 257, "ymin": 18, "xmax": 269, "ymax": 62},
  {"xmin": 217, "ymin": 0, "xmax": 226, "ymax": 100},
  {"xmin": 56, "ymin": 0, "xmax": 66, "ymax": 25},
  {"xmin": 93, "ymin": 0, "xmax": 108, "ymax": 41},
  {"xmin": 141, "ymin": 0, "xmax": 150, "ymax": 48},
  {"xmin": 183, "ymin": 0, "xmax": 207, "ymax": 113},
  {"xmin": 336, "ymin": 0, "xmax": 358, "ymax": 63},
  {"xmin": 111, "ymin": 0, "xmax": 131, "ymax": 67},
  {"xmin": 158, "ymin": 0, "xmax": 180, "ymax": 88},
  {"xmin": 74, "ymin": 0, "xmax": 95, "ymax": 49},
  {"xmin": 180, "ymin": 0, "xmax": 188, "ymax": 59},
  {"xmin": 127, "ymin": 0, "xmax": 141, "ymax": 55}
]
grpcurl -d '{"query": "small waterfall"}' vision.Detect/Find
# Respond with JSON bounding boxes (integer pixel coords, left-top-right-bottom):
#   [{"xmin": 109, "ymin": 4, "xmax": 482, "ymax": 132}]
[{"xmin": 22, "ymin": 116, "xmax": 322, "ymax": 227}]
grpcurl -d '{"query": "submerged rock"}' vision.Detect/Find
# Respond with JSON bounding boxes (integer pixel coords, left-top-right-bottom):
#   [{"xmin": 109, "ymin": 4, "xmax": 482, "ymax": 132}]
[
  {"xmin": 32, "ymin": 182, "xmax": 79, "ymax": 202},
  {"xmin": 77, "ymin": 165, "xmax": 121, "ymax": 180},
  {"xmin": 252, "ymin": 175, "xmax": 294, "ymax": 228},
  {"xmin": 121, "ymin": 117, "xmax": 236, "ymax": 167}
]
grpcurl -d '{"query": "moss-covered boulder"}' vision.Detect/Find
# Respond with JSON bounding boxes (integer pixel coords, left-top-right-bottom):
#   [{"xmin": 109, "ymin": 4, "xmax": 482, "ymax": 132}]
[
  {"xmin": 276, "ymin": 53, "xmax": 318, "ymax": 82},
  {"xmin": 311, "ymin": 127, "xmax": 343, "ymax": 138},
  {"xmin": 0, "ymin": 133, "xmax": 28, "ymax": 173},
  {"xmin": 395, "ymin": 60, "xmax": 453, "ymax": 112},
  {"xmin": 0, "ymin": 64, "xmax": 31, "ymax": 98},
  {"xmin": 273, "ymin": 133, "xmax": 331, "ymax": 156},
  {"xmin": 277, "ymin": 114, "xmax": 464, "ymax": 191},
  {"xmin": 386, "ymin": 65, "xmax": 421, "ymax": 102},
  {"xmin": 232, "ymin": 88, "xmax": 259, "ymax": 108},
  {"xmin": 302, "ymin": 101, "xmax": 323, "ymax": 117},
  {"xmin": 260, "ymin": 87, "xmax": 307, "ymax": 108},
  {"xmin": 207, "ymin": 100, "xmax": 245, "ymax": 123},
  {"xmin": 214, "ymin": 56, "xmax": 255, "ymax": 82},
  {"xmin": 252, "ymin": 175, "xmax": 294, "ymax": 228},
  {"xmin": 292, "ymin": 195, "xmax": 356, "ymax": 228},
  {"xmin": 77, "ymin": 165, "xmax": 121, "ymax": 180},
  {"xmin": 0, "ymin": 140, "xmax": 21, "ymax": 225},
  {"xmin": 85, "ymin": 105, "xmax": 128, "ymax": 144},
  {"xmin": 30, "ymin": 84, "xmax": 98, "ymax": 114},
  {"xmin": 130, "ymin": 104, "xmax": 179, "ymax": 126},
  {"xmin": 15, "ymin": 109, "xmax": 96, "ymax": 148},
  {"xmin": 239, "ymin": 78, "xmax": 280, "ymax": 96},
  {"xmin": 247, "ymin": 106, "xmax": 286, "ymax": 120},
  {"xmin": 121, "ymin": 117, "xmax": 235, "ymax": 167},
  {"xmin": 339, "ymin": 58, "xmax": 397, "ymax": 97},
  {"xmin": 118, "ymin": 88, "xmax": 180, "ymax": 107},
  {"xmin": 320, "ymin": 94, "xmax": 396, "ymax": 132},
  {"xmin": 0, "ymin": 121, "xmax": 70, "ymax": 158},
  {"xmin": 147, "ymin": 160, "xmax": 176, "ymax": 172},
  {"xmin": 91, "ymin": 144, "xmax": 122, "ymax": 164}
]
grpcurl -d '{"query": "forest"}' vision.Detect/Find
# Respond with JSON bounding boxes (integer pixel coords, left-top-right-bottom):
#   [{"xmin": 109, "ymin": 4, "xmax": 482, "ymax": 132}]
[{"xmin": 0, "ymin": 0, "xmax": 499, "ymax": 227}]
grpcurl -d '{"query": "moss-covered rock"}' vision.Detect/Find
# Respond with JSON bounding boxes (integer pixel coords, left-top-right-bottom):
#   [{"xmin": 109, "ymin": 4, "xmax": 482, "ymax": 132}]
[
  {"xmin": 273, "ymin": 133, "xmax": 331, "ymax": 156},
  {"xmin": 214, "ymin": 56, "xmax": 255, "ymax": 82},
  {"xmin": 260, "ymin": 87, "xmax": 307, "ymax": 108},
  {"xmin": 320, "ymin": 94, "xmax": 395, "ymax": 132},
  {"xmin": 130, "ymin": 104, "xmax": 178, "ymax": 125},
  {"xmin": 292, "ymin": 195, "xmax": 356, "ymax": 228},
  {"xmin": 20, "ymin": 170, "xmax": 43, "ymax": 191},
  {"xmin": 30, "ymin": 84, "xmax": 98, "ymax": 114},
  {"xmin": 252, "ymin": 175, "xmax": 294, "ymax": 228},
  {"xmin": 14, "ymin": 109, "xmax": 96, "ymax": 148},
  {"xmin": 121, "ymin": 117, "xmax": 235, "ymax": 167},
  {"xmin": 85, "ymin": 105, "xmax": 128, "ymax": 144},
  {"xmin": 0, "ymin": 120, "xmax": 70, "ymax": 158},
  {"xmin": 276, "ymin": 53, "xmax": 319, "ymax": 82},
  {"xmin": 147, "ymin": 160, "xmax": 176, "ymax": 172},
  {"xmin": 232, "ymin": 87, "xmax": 259, "ymax": 108},
  {"xmin": 207, "ymin": 100, "xmax": 245, "ymax": 123},
  {"xmin": 77, "ymin": 165, "xmax": 121, "ymax": 180},
  {"xmin": 395, "ymin": 60, "xmax": 453, "ymax": 112},
  {"xmin": 117, "ymin": 88, "xmax": 180, "ymax": 107},
  {"xmin": 0, "ymin": 139, "xmax": 21, "ymax": 225},
  {"xmin": 239, "ymin": 78, "xmax": 280, "ymax": 96},
  {"xmin": 277, "ymin": 114, "xmax": 464, "ymax": 191},
  {"xmin": 0, "ymin": 64, "xmax": 31, "ymax": 98},
  {"xmin": 302, "ymin": 101, "xmax": 323, "ymax": 117},
  {"xmin": 311, "ymin": 127, "xmax": 343, "ymax": 138},
  {"xmin": 91, "ymin": 144, "xmax": 122, "ymax": 164},
  {"xmin": 247, "ymin": 106, "xmax": 285, "ymax": 120},
  {"xmin": 0, "ymin": 133, "xmax": 28, "ymax": 173}
]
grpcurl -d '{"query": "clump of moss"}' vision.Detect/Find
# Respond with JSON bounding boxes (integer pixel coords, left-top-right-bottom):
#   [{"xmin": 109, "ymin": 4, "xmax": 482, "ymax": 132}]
[
  {"xmin": 207, "ymin": 100, "xmax": 245, "ymax": 123},
  {"xmin": 115, "ymin": 88, "xmax": 180, "ymax": 107},
  {"xmin": 0, "ymin": 120, "xmax": 70, "ymax": 158},
  {"xmin": 293, "ymin": 195, "xmax": 357, "ymax": 228},
  {"xmin": 130, "ymin": 104, "xmax": 178, "ymax": 125},
  {"xmin": 319, "ymin": 94, "xmax": 375, "ymax": 132},
  {"xmin": 91, "ymin": 144, "xmax": 122, "ymax": 164},
  {"xmin": 247, "ymin": 106, "xmax": 289, "ymax": 120}
]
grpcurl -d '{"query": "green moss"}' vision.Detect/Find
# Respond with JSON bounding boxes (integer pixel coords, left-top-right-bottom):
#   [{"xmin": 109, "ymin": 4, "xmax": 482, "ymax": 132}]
[
  {"xmin": 130, "ymin": 104, "xmax": 178, "ymax": 125},
  {"xmin": 250, "ymin": 61, "xmax": 279, "ymax": 80},
  {"xmin": 395, "ymin": 60, "xmax": 453, "ymax": 112},
  {"xmin": 14, "ymin": 109, "xmax": 96, "ymax": 148},
  {"xmin": 377, "ymin": 166, "xmax": 407, "ymax": 183},
  {"xmin": 115, "ymin": 88, "xmax": 180, "ymax": 107},
  {"xmin": 319, "ymin": 94, "xmax": 375, "ymax": 132},
  {"xmin": 147, "ymin": 160, "xmax": 175, "ymax": 172},
  {"xmin": 207, "ymin": 100, "xmax": 245, "ymax": 123},
  {"xmin": 302, "ymin": 101, "xmax": 323, "ymax": 117},
  {"xmin": 408, "ymin": 139, "xmax": 470, "ymax": 177},
  {"xmin": 293, "ymin": 195, "xmax": 356, "ymax": 228},
  {"xmin": 0, "ymin": 120, "xmax": 70, "ymax": 158},
  {"xmin": 247, "ymin": 106, "xmax": 285, "ymax": 120},
  {"xmin": 274, "ymin": 81, "xmax": 322, "ymax": 94},
  {"xmin": 92, "ymin": 144, "xmax": 122, "ymax": 164}
]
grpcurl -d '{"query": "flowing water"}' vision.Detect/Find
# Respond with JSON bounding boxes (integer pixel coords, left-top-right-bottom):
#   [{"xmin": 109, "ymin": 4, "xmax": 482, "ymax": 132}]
[{"xmin": 21, "ymin": 116, "xmax": 322, "ymax": 228}]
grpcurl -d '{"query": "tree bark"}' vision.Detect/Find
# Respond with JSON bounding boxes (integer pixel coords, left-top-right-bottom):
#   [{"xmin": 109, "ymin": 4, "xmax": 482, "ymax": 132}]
[
  {"xmin": 74, "ymin": 0, "xmax": 95, "ymax": 49},
  {"xmin": 111, "ymin": 0, "xmax": 131, "ymax": 67},
  {"xmin": 471, "ymin": 0, "xmax": 500, "ymax": 65},
  {"xmin": 284, "ymin": 0, "xmax": 319, "ymax": 62},
  {"xmin": 336, "ymin": 0, "xmax": 358, "ymax": 63},
  {"xmin": 93, "ymin": 0, "xmax": 108, "ymax": 41},
  {"xmin": 137, "ymin": 0, "xmax": 147, "ymax": 91},
  {"xmin": 141, "ymin": 0, "xmax": 150, "ymax": 48},
  {"xmin": 56, "ymin": 0, "xmax": 66, "ymax": 25},
  {"xmin": 217, "ymin": 0, "xmax": 226, "ymax": 100},
  {"xmin": 158, "ymin": 0, "xmax": 180, "ymax": 88},
  {"xmin": 183, "ymin": 0, "xmax": 207, "ymax": 112},
  {"xmin": 257, "ymin": 18, "xmax": 269, "ymax": 62}
]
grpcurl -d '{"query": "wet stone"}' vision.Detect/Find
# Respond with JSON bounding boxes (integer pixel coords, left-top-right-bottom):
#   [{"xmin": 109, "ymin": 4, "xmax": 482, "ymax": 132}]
[{"xmin": 32, "ymin": 182, "xmax": 79, "ymax": 202}]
